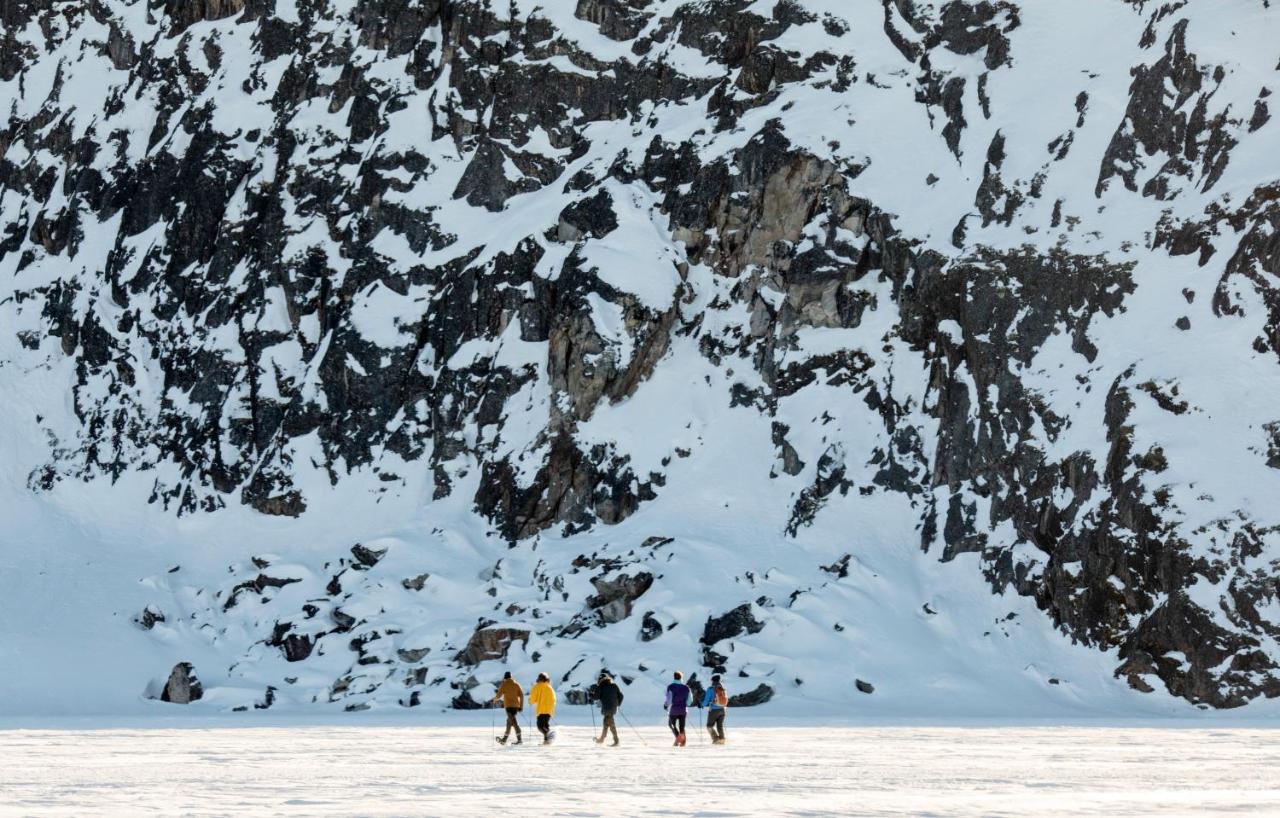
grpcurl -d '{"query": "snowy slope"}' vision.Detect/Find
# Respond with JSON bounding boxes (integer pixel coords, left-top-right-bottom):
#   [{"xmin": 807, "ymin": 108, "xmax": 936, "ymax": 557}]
[{"xmin": 2, "ymin": 0, "xmax": 1280, "ymax": 717}]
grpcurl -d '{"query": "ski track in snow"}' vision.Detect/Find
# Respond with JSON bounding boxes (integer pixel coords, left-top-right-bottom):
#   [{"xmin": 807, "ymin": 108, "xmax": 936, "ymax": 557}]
[{"xmin": 2, "ymin": 724, "xmax": 1278, "ymax": 817}]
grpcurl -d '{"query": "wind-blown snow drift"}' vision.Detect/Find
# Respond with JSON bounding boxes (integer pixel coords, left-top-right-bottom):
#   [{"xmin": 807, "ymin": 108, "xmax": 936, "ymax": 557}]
[{"xmin": 2, "ymin": 0, "xmax": 1280, "ymax": 717}]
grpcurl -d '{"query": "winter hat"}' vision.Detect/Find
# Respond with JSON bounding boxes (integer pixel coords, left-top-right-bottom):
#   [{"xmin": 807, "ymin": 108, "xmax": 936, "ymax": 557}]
[{"xmin": 503, "ymin": 671, "xmax": 512, "ymax": 680}]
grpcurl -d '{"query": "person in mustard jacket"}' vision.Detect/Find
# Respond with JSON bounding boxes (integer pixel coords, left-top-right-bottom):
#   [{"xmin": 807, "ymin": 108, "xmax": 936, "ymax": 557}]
[
  {"xmin": 528, "ymin": 672, "xmax": 557, "ymax": 744},
  {"xmin": 491, "ymin": 671, "xmax": 524, "ymax": 745}
]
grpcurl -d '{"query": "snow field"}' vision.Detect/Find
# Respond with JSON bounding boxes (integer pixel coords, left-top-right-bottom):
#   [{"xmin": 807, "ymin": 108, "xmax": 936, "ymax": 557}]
[{"xmin": 2, "ymin": 723, "xmax": 1278, "ymax": 817}]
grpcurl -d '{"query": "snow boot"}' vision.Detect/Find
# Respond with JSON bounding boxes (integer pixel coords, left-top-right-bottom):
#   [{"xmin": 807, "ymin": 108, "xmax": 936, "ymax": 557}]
[{"xmin": 496, "ymin": 736, "xmax": 507, "ymax": 745}]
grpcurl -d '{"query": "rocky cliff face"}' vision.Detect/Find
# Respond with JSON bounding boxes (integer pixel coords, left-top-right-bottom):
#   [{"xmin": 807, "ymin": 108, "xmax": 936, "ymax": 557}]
[{"xmin": 3, "ymin": 0, "xmax": 1280, "ymax": 712}]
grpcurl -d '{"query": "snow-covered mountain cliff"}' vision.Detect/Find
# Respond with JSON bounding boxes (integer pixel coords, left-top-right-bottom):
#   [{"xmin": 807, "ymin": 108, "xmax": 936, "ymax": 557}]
[{"xmin": 3, "ymin": 0, "xmax": 1280, "ymax": 717}]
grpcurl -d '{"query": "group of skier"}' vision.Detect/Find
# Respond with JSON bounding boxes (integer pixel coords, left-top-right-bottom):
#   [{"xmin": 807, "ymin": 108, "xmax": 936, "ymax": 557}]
[{"xmin": 490, "ymin": 669, "xmax": 729, "ymax": 747}]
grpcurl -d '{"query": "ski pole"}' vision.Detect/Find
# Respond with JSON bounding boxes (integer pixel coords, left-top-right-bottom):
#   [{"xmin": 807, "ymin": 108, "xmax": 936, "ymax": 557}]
[
  {"xmin": 698, "ymin": 707, "xmax": 705, "ymax": 744},
  {"xmin": 589, "ymin": 696, "xmax": 597, "ymax": 739},
  {"xmin": 491, "ymin": 701, "xmax": 497, "ymax": 748},
  {"xmin": 619, "ymin": 709, "xmax": 649, "ymax": 747}
]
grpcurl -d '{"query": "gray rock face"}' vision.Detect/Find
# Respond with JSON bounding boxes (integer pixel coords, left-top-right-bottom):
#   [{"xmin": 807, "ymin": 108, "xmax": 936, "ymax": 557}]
[
  {"xmin": 160, "ymin": 662, "xmax": 203, "ymax": 704},
  {"xmin": 455, "ymin": 627, "xmax": 530, "ymax": 666},
  {"xmin": 587, "ymin": 572, "xmax": 653, "ymax": 624},
  {"xmin": 4, "ymin": 0, "xmax": 1280, "ymax": 710}
]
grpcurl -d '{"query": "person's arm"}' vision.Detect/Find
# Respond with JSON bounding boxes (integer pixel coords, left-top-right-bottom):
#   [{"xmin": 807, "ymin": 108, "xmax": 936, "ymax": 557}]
[{"xmin": 664, "ymin": 687, "xmax": 671, "ymax": 710}]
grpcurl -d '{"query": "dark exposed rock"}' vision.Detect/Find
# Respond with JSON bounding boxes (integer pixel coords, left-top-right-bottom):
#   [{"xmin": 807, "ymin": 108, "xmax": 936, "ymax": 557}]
[
  {"xmin": 397, "ymin": 647, "xmax": 430, "ymax": 663},
  {"xmin": 702, "ymin": 604, "xmax": 765, "ymax": 645},
  {"xmin": 160, "ymin": 662, "xmax": 203, "ymax": 704},
  {"xmin": 351, "ymin": 543, "xmax": 387, "ymax": 568},
  {"xmin": 455, "ymin": 627, "xmax": 531, "ymax": 666},
  {"xmin": 728, "ymin": 683, "xmax": 774, "ymax": 706},
  {"xmin": 563, "ymin": 687, "xmax": 592, "ymax": 705},
  {"xmin": 587, "ymin": 571, "xmax": 654, "ymax": 624},
  {"xmin": 402, "ymin": 573, "xmax": 431, "ymax": 591},
  {"xmin": 224, "ymin": 574, "xmax": 302, "ymax": 611},
  {"xmin": 269, "ymin": 622, "xmax": 315, "ymax": 663},
  {"xmin": 136, "ymin": 606, "xmax": 166, "ymax": 630},
  {"xmin": 855, "ymin": 678, "xmax": 874, "ymax": 695},
  {"xmin": 640, "ymin": 611, "xmax": 664, "ymax": 642}
]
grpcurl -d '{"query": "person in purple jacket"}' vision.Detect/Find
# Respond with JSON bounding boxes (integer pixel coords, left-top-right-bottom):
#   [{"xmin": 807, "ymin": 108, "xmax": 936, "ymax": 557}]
[{"xmin": 664, "ymin": 670, "xmax": 691, "ymax": 746}]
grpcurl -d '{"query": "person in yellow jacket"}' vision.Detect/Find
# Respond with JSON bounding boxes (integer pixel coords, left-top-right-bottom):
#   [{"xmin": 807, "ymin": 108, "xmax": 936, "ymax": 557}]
[
  {"xmin": 528, "ymin": 672, "xmax": 557, "ymax": 744},
  {"xmin": 491, "ymin": 671, "xmax": 524, "ymax": 745}
]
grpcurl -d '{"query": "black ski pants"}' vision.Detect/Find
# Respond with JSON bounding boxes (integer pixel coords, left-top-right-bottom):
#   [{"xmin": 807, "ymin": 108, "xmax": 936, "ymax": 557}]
[
  {"xmin": 668, "ymin": 713, "xmax": 686, "ymax": 736},
  {"xmin": 536, "ymin": 713, "xmax": 551, "ymax": 740},
  {"xmin": 707, "ymin": 708, "xmax": 725, "ymax": 741},
  {"xmin": 503, "ymin": 707, "xmax": 522, "ymax": 739}
]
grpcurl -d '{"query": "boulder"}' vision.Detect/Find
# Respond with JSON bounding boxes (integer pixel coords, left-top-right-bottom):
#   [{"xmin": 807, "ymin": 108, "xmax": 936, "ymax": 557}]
[
  {"xmin": 397, "ymin": 647, "xmax": 430, "ymax": 663},
  {"xmin": 455, "ymin": 627, "xmax": 530, "ymax": 666},
  {"xmin": 702, "ymin": 604, "xmax": 765, "ymax": 645},
  {"xmin": 450, "ymin": 690, "xmax": 485, "ymax": 710},
  {"xmin": 402, "ymin": 573, "xmax": 430, "ymax": 591},
  {"xmin": 728, "ymin": 683, "xmax": 774, "ymax": 707},
  {"xmin": 136, "ymin": 605, "xmax": 165, "ymax": 630},
  {"xmin": 351, "ymin": 543, "xmax": 386, "ymax": 568},
  {"xmin": 587, "ymin": 572, "xmax": 653, "ymax": 624},
  {"xmin": 160, "ymin": 662, "xmax": 203, "ymax": 704},
  {"xmin": 640, "ymin": 611, "xmax": 664, "ymax": 642},
  {"xmin": 855, "ymin": 679, "xmax": 875, "ymax": 695}
]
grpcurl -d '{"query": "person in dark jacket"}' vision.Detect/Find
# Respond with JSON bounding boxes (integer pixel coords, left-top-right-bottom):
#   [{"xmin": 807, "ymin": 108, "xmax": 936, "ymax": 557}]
[
  {"xmin": 701, "ymin": 674, "xmax": 728, "ymax": 744},
  {"xmin": 664, "ymin": 670, "xmax": 691, "ymax": 746},
  {"xmin": 592, "ymin": 673, "xmax": 624, "ymax": 746},
  {"xmin": 491, "ymin": 671, "xmax": 524, "ymax": 745}
]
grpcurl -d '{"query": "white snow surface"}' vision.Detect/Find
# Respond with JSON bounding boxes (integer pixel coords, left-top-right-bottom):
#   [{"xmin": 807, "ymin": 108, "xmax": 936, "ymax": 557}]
[{"xmin": 2, "ymin": 723, "xmax": 1278, "ymax": 816}]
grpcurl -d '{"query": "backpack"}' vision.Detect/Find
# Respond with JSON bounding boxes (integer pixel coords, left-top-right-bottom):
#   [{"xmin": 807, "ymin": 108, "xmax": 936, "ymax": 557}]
[{"xmin": 713, "ymin": 685, "xmax": 727, "ymax": 706}]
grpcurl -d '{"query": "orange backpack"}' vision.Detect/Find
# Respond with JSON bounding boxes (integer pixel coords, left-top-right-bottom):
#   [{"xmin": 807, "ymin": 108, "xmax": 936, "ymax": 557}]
[{"xmin": 714, "ymin": 685, "xmax": 728, "ymax": 706}]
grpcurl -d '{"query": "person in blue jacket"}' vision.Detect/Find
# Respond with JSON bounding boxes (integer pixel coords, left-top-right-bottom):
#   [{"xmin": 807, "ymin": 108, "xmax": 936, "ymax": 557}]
[
  {"xmin": 701, "ymin": 673, "xmax": 728, "ymax": 744},
  {"xmin": 664, "ymin": 671, "xmax": 691, "ymax": 746}
]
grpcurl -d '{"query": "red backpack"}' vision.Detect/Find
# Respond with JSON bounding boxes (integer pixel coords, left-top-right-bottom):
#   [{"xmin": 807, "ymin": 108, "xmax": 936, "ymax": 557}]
[{"xmin": 713, "ymin": 685, "xmax": 728, "ymax": 706}]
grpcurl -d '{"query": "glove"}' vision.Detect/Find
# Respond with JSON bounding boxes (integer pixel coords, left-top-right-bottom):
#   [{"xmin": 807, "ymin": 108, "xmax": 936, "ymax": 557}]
[{"xmin": 663, "ymin": 705, "xmax": 668, "ymax": 712}]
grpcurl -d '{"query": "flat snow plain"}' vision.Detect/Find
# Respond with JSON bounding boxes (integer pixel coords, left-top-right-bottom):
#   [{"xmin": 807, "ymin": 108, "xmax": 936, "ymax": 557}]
[{"xmin": 3, "ymin": 720, "xmax": 1278, "ymax": 817}]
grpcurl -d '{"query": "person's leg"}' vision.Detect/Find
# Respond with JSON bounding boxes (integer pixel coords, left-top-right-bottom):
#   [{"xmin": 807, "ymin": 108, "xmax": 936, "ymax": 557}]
[
  {"xmin": 668, "ymin": 714, "xmax": 679, "ymax": 737},
  {"xmin": 707, "ymin": 710, "xmax": 718, "ymax": 740},
  {"xmin": 716, "ymin": 711, "xmax": 726, "ymax": 741},
  {"xmin": 608, "ymin": 714, "xmax": 619, "ymax": 743},
  {"xmin": 537, "ymin": 714, "xmax": 550, "ymax": 740},
  {"xmin": 504, "ymin": 708, "xmax": 517, "ymax": 739},
  {"xmin": 598, "ymin": 712, "xmax": 609, "ymax": 742},
  {"xmin": 676, "ymin": 714, "xmax": 686, "ymax": 740}
]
